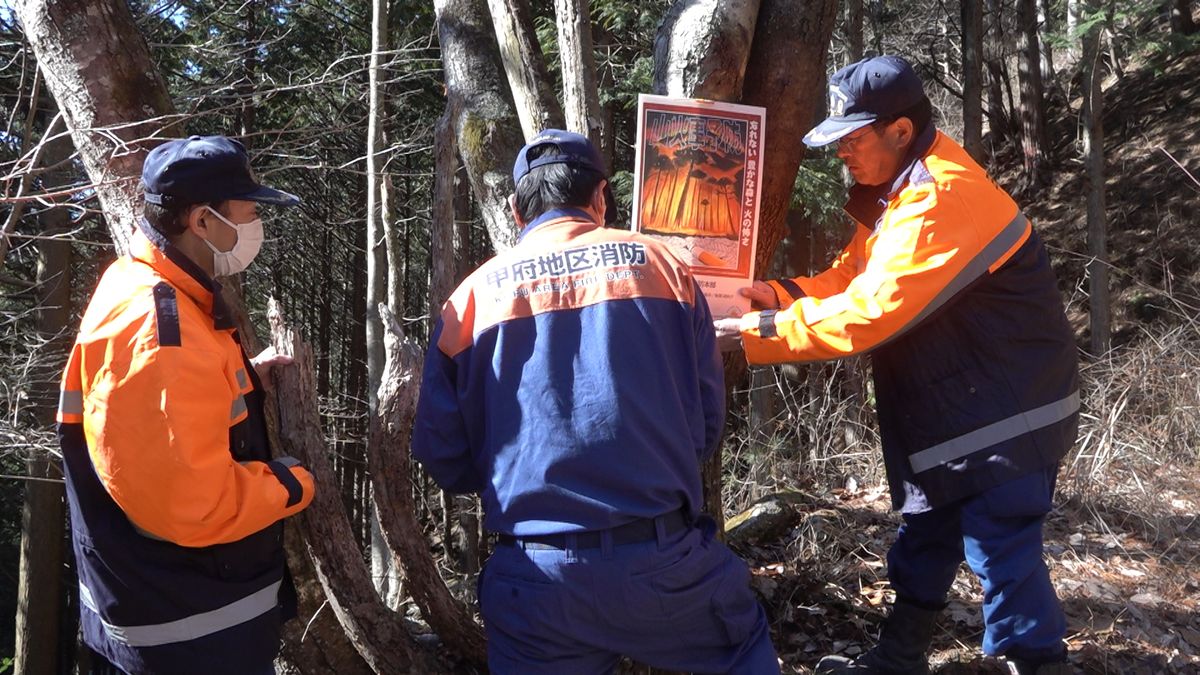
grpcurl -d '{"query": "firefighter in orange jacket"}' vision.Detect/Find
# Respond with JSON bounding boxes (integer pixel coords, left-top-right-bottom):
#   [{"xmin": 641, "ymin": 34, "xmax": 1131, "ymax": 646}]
[
  {"xmin": 58, "ymin": 136, "xmax": 314, "ymax": 674},
  {"xmin": 715, "ymin": 57, "xmax": 1078, "ymax": 675}
]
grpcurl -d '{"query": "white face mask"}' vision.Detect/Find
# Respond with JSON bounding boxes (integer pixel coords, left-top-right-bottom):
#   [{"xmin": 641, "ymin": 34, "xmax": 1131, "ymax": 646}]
[{"xmin": 202, "ymin": 206, "xmax": 264, "ymax": 277}]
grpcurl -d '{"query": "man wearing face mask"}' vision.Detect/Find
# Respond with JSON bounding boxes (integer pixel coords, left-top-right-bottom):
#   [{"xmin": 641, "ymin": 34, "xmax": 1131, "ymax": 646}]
[{"xmin": 57, "ymin": 135, "xmax": 315, "ymax": 674}]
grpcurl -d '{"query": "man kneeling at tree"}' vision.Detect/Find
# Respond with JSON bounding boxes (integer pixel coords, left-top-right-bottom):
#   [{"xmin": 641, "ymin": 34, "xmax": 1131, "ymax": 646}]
[{"xmin": 413, "ymin": 129, "xmax": 779, "ymax": 674}]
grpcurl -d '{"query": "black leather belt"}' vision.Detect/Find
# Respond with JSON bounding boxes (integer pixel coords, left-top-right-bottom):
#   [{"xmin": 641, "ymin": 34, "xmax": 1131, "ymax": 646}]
[{"xmin": 497, "ymin": 510, "xmax": 690, "ymax": 550}]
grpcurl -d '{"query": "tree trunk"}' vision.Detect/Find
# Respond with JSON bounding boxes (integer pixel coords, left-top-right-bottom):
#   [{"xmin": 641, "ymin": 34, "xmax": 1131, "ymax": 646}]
[
  {"xmin": 1037, "ymin": 0, "xmax": 1055, "ymax": 82},
  {"xmin": 1016, "ymin": 0, "xmax": 1048, "ymax": 188},
  {"xmin": 487, "ymin": 0, "xmax": 564, "ymax": 140},
  {"xmin": 366, "ymin": 0, "xmax": 403, "ymax": 609},
  {"xmin": 652, "ymin": 0, "xmax": 760, "ymax": 99},
  {"xmin": 269, "ymin": 300, "xmax": 440, "ymax": 674},
  {"xmin": 984, "ymin": 0, "xmax": 1011, "ymax": 142},
  {"xmin": 17, "ymin": 0, "xmax": 178, "ymax": 254},
  {"xmin": 435, "ymin": 0, "xmax": 525, "ymax": 252},
  {"xmin": 1170, "ymin": 0, "xmax": 1197, "ymax": 34},
  {"xmin": 556, "ymin": 0, "xmax": 605, "ymax": 151},
  {"xmin": 1081, "ymin": 8, "xmax": 1109, "ymax": 355},
  {"xmin": 14, "ymin": 129, "xmax": 75, "ymax": 675},
  {"xmin": 962, "ymin": 0, "xmax": 985, "ymax": 161},
  {"xmin": 741, "ymin": 0, "xmax": 839, "ymax": 281},
  {"xmin": 369, "ymin": 307, "xmax": 488, "ymax": 667},
  {"xmin": 847, "ymin": 0, "xmax": 864, "ymax": 63},
  {"xmin": 651, "ymin": 0, "xmax": 761, "ymax": 532}
]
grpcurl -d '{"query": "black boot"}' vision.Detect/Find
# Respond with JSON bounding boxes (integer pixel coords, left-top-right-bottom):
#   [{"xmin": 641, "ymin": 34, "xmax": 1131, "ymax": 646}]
[{"xmin": 815, "ymin": 601, "xmax": 939, "ymax": 674}]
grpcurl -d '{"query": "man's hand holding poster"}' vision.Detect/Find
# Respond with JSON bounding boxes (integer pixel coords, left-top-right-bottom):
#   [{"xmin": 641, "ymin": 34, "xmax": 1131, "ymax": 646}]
[{"xmin": 631, "ymin": 94, "xmax": 766, "ymax": 319}]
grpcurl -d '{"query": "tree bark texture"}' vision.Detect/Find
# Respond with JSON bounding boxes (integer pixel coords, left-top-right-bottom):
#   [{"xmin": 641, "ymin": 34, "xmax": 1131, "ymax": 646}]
[
  {"xmin": 652, "ymin": 0, "xmax": 761, "ymax": 100},
  {"xmin": 366, "ymin": 0, "xmax": 405, "ymax": 609},
  {"xmin": 847, "ymin": 0, "xmax": 864, "ymax": 63},
  {"xmin": 1016, "ymin": 0, "xmax": 1048, "ymax": 188},
  {"xmin": 1081, "ymin": 12, "xmax": 1109, "ymax": 355},
  {"xmin": 983, "ymin": 0, "xmax": 1017, "ymax": 143},
  {"xmin": 1037, "ymin": 0, "xmax": 1055, "ymax": 81},
  {"xmin": 369, "ymin": 307, "xmax": 488, "ymax": 667},
  {"xmin": 741, "ymin": 0, "xmax": 839, "ymax": 278},
  {"xmin": 17, "ymin": 0, "xmax": 178, "ymax": 254},
  {"xmin": 15, "ymin": 134, "xmax": 74, "ymax": 674},
  {"xmin": 436, "ymin": 0, "xmax": 525, "ymax": 252},
  {"xmin": 961, "ymin": 0, "xmax": 985, "ymax": 161},
  {"xmin": 555, "ymin": 0, "xmax": 606, "ymax": 152},
  {"xmin": 1170, "ymin": 0, "xmax": 1197, "ymax": 34},
  {"xmin": 221, "ymin": 288, "xmax": 371, "ymax": 675},
  {"xmin": 430, "ymin": 107, "xmax": 461, "ymax": 317},
  {"xmin": 487, "ymin": 0, "xmax": 564, "ymax": 140},
  {"xmin": 269, "ymin": 299, "xmax": 439, "ymax": 674}
]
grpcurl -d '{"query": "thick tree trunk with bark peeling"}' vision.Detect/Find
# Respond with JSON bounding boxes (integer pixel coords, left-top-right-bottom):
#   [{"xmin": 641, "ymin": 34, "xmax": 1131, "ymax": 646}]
[
  {"xmin": 556, "ymin": 0, "xmax": 606, "ymax": 151},
  {"xmin": 369, "ymin": 307, "xmax": 488, "ymax": 666},
  {"xmin": 269, "ymin": 300, "xmax": 440, "ymax": 674},
  {"xmin": 488, "ymin": 0, "xmax": 564, "ymax": 139},
  {"xmin": 436, "ymin": 0, "xmax": 525, "ymax": 251},
  {"xmin": 653, "ymin": 0, "xmax": 760, "ymax": 99},
  {"xmin": 17, "ymin": 0, "xmax": 178, "ymax": 254}
]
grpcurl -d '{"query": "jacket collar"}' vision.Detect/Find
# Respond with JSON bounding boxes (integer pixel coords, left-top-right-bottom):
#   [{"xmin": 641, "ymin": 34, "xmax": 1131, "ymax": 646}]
[
  {"xmin": 844, "ymin": 123, "xmax": 938, "ymax": 230},
  {"xmin": 517, "ymin": 207, "xmax": 599, "ymax": 242},
  {"xmin": 133, "ymin": 219, "xmax": 237, "ymax": 330}
]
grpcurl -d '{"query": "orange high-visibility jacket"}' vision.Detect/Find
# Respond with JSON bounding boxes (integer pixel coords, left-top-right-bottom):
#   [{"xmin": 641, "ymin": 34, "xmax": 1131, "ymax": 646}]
[
  {"xmin": 741, "ymin": 131, "xmax": 1038, "ymax": 362},
  {"xmin": 58, "ymin": 228, "xmax": 314, "ymax": 547},
  {"xmin": 739, "ymin": 130, "xmax": 1079, "ymax": 512}
]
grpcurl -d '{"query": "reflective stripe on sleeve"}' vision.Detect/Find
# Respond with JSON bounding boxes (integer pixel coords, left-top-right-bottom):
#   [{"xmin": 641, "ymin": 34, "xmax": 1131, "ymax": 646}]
[
  {"xmin": 889, "ymin": 211, "xmax": 1030, "ymax": 341},
  {"xmin": 79, "ymin": 579, "xmax": 281, "ymax": 647},
  {"xmin": 59, "ymin": 389, "xmax": 83, "ymax": 416},
  {"xmin": 908, "ymin": 390, "xmax": 1080, "ymax": 473},
  {"xmin": 230, "ymin": 395, "xmax": 247, "ymax": 421},
  {"xmin": 235, "ymin": 368, "xmax": 249, "ymax": 390}
]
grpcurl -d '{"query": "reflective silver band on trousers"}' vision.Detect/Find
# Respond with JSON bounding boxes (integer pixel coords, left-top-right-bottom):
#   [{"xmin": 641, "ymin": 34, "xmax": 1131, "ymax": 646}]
[
  {"xmin": 908, "ymin": 390, "xmax": 1080, "ymax": 474},
  {"xmin": 79, "ymin": 580, "xmax": 281, "ymax": 647}
]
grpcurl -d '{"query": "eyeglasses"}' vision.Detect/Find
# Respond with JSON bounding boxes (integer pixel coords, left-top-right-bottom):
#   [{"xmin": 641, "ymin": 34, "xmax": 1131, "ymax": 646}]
[{"xmin": 837, "ymin": 124, "xmax": 877, "ymax": 151}]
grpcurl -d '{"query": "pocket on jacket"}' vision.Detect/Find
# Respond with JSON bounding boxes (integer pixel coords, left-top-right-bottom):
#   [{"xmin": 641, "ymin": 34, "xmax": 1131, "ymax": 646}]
[{"xmin": 903, "ymin": 367, "xmax": 1015, "ymax": 444}]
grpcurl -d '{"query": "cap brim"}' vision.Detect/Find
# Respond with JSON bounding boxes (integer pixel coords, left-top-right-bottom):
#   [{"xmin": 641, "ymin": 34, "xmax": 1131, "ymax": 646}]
[
  {"xmin": 237, "ymin": 185, "xmax": 301, "ymax": 207},
  {"xmin": 802, "ymin": 117, "xmax": 876, "ymax": 148}
]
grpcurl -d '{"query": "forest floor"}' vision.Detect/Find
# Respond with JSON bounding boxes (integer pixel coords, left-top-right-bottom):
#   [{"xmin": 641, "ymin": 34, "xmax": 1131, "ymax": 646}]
[{"xmin": 730, "ymin": 461, "xmax": 1200, "ymax": 674}]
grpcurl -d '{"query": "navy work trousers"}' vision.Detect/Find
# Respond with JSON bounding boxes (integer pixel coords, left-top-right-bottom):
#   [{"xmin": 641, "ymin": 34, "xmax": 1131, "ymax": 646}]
[
  {"xmin": 886, "ymin": 466, "xmax": 1067, "ymax": 662},
  {"xmin": 480, "ymin": 515, "xmax": 779, "ymax": 674}
]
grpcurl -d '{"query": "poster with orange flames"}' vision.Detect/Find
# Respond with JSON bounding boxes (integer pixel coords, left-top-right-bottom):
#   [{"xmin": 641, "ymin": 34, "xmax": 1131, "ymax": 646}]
[{"xmin": 631, "ymin": 94, "xmax": 765, "ymax": 319}]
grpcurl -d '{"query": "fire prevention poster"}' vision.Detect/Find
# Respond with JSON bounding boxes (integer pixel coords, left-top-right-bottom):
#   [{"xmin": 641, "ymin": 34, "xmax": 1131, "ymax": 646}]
[{"xmin": 631, "ymin": 94, "xmax": 765, "ymax": 319}]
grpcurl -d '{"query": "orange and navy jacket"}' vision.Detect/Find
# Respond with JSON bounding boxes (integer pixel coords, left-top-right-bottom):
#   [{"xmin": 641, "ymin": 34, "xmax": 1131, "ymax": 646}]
[
  {"xmin": 56, "ymin": 221, "xmax": 313, "ymax": 673},
  {"xmin": 740, "ymin": 128, "xmax": 1079, "ymax": 512},
  {"xmin": 412, "ymin": 208, "xmax": 725, "ymax": 535}
]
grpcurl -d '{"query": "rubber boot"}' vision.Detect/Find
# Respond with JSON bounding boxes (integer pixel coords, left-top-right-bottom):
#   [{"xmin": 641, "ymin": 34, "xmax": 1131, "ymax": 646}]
[{"xmin": 815, "ymin": 601, "xmax": 939, "ymax": 674}]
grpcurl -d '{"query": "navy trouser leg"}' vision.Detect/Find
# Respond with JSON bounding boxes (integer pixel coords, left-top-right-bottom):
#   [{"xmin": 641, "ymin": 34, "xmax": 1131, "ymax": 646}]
[
  {"xmin": 886, "ymin": 504, "xmax": 965, "ymax": 609},
  {"xmin": 961, "ymin": 468, "xmax": 1066, "ymax": 660},
  {"xmin": 887, "ymin": 467, "xmax": 1066, "ymax": 660}
]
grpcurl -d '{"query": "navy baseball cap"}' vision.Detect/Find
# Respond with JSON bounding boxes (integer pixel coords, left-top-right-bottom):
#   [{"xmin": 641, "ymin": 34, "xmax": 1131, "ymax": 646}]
[
  {"xmin": 142, "ymin": 135, "xmax": 300, "ymax": 207},
  {"xmin": 803, "ymin": 55, "xmax": 927, "ymax": 148},
  {"xmin": 513, "ymin": 129, "xmax": 617, "ymax": 225}
]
